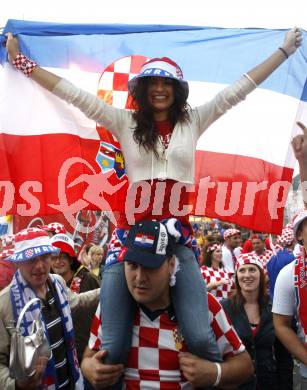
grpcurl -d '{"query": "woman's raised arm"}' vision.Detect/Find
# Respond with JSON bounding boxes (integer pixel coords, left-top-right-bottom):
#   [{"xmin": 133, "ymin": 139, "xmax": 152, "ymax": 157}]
[
  {"xmin": 6, "ymin": 33, "xmax": 62, "ymax": 92},
  {"xmin": 246, "ymin": 27, "xmax": 302, "ymax": 86}
]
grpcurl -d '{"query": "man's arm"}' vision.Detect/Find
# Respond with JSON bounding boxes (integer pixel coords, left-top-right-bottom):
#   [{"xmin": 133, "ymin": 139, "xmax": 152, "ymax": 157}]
[
  {"xmin": 53, "ymin": 274, "xmax": 99, "ymax": 312},
  {"xmin": 292, "ymin": 122, "xmax": 307, "ymax": 207},
  {"xmin": 273, "ymin": 313, "xmax": 307, "ymax": 366},
  {"xmin": 81, "ymin": 347, "xmax": 123, "ymax": 388},
  {"xmin": 179, "ymin": 350, "xmax": 253, "ymax": 389}
]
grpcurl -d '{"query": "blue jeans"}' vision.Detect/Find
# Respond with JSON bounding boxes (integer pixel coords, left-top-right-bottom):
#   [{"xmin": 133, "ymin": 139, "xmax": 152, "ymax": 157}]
[
  {"xmin": 171, "ymin": 245, "xmax": 222, "ymax": 362},
  {"xmin": 99, "ymin": 244, "xmax": 222, "ymax": 369}
]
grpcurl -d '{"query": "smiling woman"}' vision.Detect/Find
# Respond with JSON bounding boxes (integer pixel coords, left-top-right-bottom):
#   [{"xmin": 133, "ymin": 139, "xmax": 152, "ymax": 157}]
[{"xmin": 221, "ymin": 253, "xmax": 278, "ymax": 390}]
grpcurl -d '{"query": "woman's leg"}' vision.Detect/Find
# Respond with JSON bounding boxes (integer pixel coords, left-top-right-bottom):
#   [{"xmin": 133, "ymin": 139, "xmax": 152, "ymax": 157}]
[
  {"xmin": 100, "ymin": 261, "xmax": 136, "ymax": 364},
  {"xmin": 171, "ymin": 244, "xmax": 222, "ymax": 361}
]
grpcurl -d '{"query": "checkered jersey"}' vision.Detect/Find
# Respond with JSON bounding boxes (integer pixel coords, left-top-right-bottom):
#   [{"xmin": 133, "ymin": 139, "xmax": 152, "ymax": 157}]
[
  {"xmin": 89, "ymin": 294, "xmax": 244, "ymax": 389},
  {"xmin": 250, "ymin": 250, "xmax": 273, "ymax": 269},
  {"xmin": 200, "ymin": 266, "xmax": 234, "ymax": 300}
]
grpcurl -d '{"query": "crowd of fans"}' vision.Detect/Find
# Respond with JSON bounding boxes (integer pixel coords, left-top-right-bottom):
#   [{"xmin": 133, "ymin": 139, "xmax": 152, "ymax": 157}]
[{"xmin": 0, "ymin": 213, "xmax": 305, "ymax": 389}]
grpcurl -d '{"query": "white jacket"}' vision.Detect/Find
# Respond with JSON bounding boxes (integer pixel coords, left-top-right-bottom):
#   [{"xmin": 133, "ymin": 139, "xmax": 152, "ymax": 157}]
[{"xmin": 53, "ymin": 75, "xmax": 256, "ymax": 184}]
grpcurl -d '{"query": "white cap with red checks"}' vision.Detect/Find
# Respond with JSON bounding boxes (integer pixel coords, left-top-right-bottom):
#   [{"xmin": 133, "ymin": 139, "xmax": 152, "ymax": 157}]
[
  {"xmin": 277, "ymin": 226, "xmax": 294, "ymax": 246},
  {"xmin": 236, "ymin": 252, "xmax": 264, "ymax": 271},
  {"xmin": 223, "ymin": 228, "xmax": 241, "ymax": 240}
]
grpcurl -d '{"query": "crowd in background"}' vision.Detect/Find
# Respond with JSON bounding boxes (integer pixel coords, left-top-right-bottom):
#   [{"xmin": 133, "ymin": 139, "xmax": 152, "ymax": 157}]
[{"xmin": 0, "ymin": 214, "xmax": 303, "ymax": 389}]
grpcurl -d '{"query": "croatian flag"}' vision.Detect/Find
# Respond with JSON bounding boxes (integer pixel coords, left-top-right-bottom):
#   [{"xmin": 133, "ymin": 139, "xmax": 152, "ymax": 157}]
[
  {"xmin": 0, "ymin": 20, "xmax": 306, "ymax": 233},
  {"xmin": 135, "ymin": 234, "xmax": 155, "ymax": 248}
]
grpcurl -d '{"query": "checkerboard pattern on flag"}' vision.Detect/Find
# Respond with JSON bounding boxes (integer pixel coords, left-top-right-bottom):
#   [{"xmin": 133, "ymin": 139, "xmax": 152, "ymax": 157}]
[
  {"xmin": 95, "ymin": 55, "xmax": 149, "ymax": 218},
  {"xmin": 0, "ymin": 21, "xmax": 306, "ymax": 234},
  {"xmin": 89, "ymin": 294, "xmax": 244, "ymax": 389}
]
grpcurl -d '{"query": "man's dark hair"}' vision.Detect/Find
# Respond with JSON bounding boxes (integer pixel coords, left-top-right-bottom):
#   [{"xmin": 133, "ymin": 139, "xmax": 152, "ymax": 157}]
[{"xmin": 130, "ymin": 77, "xmax": 190, "ymax": 158}]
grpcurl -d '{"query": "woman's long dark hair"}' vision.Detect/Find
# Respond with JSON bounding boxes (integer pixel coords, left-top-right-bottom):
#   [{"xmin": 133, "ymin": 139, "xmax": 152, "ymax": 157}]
[
  {"xmin": 130, "ymin": 77, "xmax": 189, "ymax": 158},
  {"xmin": 230, "ymin": 266, "xmax": 269, "ymax": 311},
  {"xmin": 202, "ymin": 241, "xmax": 222, "ymax": 268}
]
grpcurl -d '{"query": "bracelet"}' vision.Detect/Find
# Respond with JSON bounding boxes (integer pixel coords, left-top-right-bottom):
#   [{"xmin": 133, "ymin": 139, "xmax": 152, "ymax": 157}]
[
  {"xmin": 12, "ymin": 53, "xmax": 37, "ymax": 77},
  {"xmin": 213, "ymin": 362, "xmax": 222, "ymax": 387},
  {"xmin": 278, "ymin": 47, "xmax": 289, "ymax": 59}
]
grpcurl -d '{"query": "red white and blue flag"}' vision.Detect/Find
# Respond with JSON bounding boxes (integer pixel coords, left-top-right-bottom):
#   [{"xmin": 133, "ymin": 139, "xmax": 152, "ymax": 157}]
[
  {"xmin": 0, "ymin": 20, "xmax": 306, "ymax": 233},
  {"xmin": 135, "ymin": 234, "xmax": 155, "ymax": 248}
]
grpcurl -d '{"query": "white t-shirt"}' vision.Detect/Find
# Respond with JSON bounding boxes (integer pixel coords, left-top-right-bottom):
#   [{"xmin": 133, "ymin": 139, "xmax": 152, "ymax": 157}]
[
  {"xmin": 222, "ymin": 245, "xmax": 240, "ymax": 273},
  {"xmin": 272, "ymin": 260, "xmax": 307, "ymax": 377}
]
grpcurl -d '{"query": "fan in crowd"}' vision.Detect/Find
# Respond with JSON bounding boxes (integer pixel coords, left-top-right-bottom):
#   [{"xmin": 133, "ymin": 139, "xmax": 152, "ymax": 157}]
[
  {"xmin": 250, "ymin": 234, "xmax": 273, "ymax": 270},
  {"xmin": 222, "ymin": 228, "xmax": 242, "ymax": 273},
  {"xmin": 221, "ymin": 253, "xmax": 277, "ymax": 390},
  {"xmin": 201, "ymin": 241, "xmax": 234, "ymax": 301}
]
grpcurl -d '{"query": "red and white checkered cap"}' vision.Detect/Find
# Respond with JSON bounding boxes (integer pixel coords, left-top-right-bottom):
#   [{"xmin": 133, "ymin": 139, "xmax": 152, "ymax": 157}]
[
  {"xmin": 277, "ymin": 226, "xmax": 294, "ymax": 246},
  {"xmin": 235, "ymin": 253, "xmax": 263, "ymax": 271},
  {"xmin": 7, "ymin": 228, "xmax": 59, "ymax": 263},
  {"xmin": 206, "ymin": 243, "xmax": 222, "ymax": 253},
  {"xmin": 223, "ymin": 228, "xmax": 241, "ymax": 240},
  {"xmin": 39, "ymin": 222, "xmax": 66, "ymax": 235},
  {"xmin": 128, "ymin": 57, "xmax": 189, "ymax": 99}
]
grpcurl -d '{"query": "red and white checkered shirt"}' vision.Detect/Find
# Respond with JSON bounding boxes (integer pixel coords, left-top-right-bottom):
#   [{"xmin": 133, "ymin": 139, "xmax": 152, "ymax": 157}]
[
  {"xmin": 200, "ymin": 266, "xmax": 234, "ymax": 301},
  {"xmin": 250, "ymin": 250, "xmax": 273, "ymax": 270},
  {"xmin": 89, "ymin": 294, "xmax": 244, "ymax": 389}
]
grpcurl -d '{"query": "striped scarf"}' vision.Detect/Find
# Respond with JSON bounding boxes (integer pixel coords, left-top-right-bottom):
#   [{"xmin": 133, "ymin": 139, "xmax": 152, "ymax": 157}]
[
  {"xmin": 10, "ymin": 270, "xmax": 83, "ymax": 390},
  {"xmin": 294, "ymin": 253, "xmax": 307, "ymax": 347}
]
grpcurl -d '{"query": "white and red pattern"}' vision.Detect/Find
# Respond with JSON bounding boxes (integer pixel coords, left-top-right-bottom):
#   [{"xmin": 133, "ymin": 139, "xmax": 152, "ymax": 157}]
[
  {"xmin": 12, "ymin": 53, "xmax": 37, "ymax": 77},
  {"xmin": 1, "ymin": 26, "xmax": 305, "ymax": 235},
  {"xmin": 223, "ymin": 229, "xmax": 241, "ymax": 240},
  {"xmin": 25, "ymin": 248, "xmax": 34, "ymax": 258},
  {"xmin": 276, "ymin": 226, "xmax": 294, "ymax": 247},
  {"xmin": 14, "ymin": 227, "xmax": 50, "ymax": 252},
  {"xmin": 235, "ymin": 253, "xmax": 264, "ymax": 271},
  {"xmin": 135, "ymin": 234, "xmax": 154, "ymax": 246},
  {"xmin": 200, "ymin": 266, "xmax": 234, "ymax": 300},
  {"xmin": 206, "ymin": 243, "xmax": 222, "ymax": 253},
  {"xmin": 97, "ymin": 55, "xmax": 149, "ymax": 112},
  {"xmin": 40, "ymin": 222, "xmax": 66, "ymax": 235},
  {"xmin": 89, "ymin": 295, "xmax": 244, "ymax": 389},
  {"xmin": 250, "ymin": 250, "xmax": 274, "ymax": 269},
  {"xmin": 0, "ymin": 247, "xmax": 15, "ymax": 261},
  {"xmin": 70, "ymin": 276, "xmax": 82, "ymax": 294}
]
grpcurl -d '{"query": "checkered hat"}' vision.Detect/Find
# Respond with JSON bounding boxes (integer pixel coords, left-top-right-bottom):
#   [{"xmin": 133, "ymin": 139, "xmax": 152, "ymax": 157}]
[
  {"xmin": 7, "ymin": 228, "xmax": 59, "ymax": 263},
  {"xmin": 206, "ymin": 243, "xmax": 222, "ymax": 253},
  {"xmin": 235, "ymin": 253, "xmax": 263, "ymax": 271},
  {"xmin": 276, "ymin": 226, "xmax": 294, "ymax": 246},
  {"xmin": 39, "ymin": 222, "xmax": 66, "ymax": 235},
  {"xmin": 293, "ymin": 210, "xmax": 307, "ymax": 243},
  {"xmin": 128, "ymin": 57, "xmax": 189, "ymax": 99},
  {"xmin": 223, "ymin": 228, "xmax": 241, "ymax": 240},
  {"xmin": 50, "ymin": 234, "xmax": 76, "ymax": 258},
  {"xmin": 118, "ymin": 220, "xmax": 175, "ymax": 269}
]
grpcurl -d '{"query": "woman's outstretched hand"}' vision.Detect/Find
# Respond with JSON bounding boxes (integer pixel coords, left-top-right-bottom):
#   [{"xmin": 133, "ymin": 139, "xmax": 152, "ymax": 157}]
[
  {"xmin": 5, "ymin": 33, "xmax": 20, "ymax": 63},
  {"xmin": 282, "ymin": 27, "xmax": 303, "ymax": 56}
]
